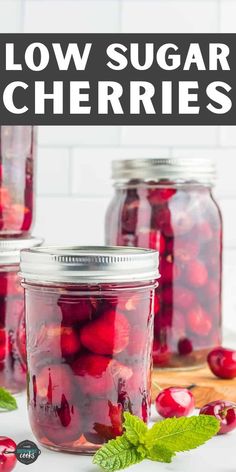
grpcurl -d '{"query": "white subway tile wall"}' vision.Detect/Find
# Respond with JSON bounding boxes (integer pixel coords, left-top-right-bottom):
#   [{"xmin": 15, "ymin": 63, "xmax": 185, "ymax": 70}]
[{"xmin": 1, "ymin": 0, "xmax": 236, "ymax": 330}]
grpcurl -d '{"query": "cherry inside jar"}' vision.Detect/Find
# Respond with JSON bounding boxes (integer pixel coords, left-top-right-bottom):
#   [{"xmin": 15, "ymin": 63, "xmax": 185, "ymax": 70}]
[
  {"xmin": 20, "ymin": 246, "xmax": 158, "ymax": 453},
  {"xmin": 0, "ymin": 237, "xmax": 42, "ymax": 393},
  {"xmin": 0, "ymin": 126, "xmax": 36, "ymax": 235},
  {"xmin": 106, "ymin": 158, "xmax": 223, "ymax": 369}
]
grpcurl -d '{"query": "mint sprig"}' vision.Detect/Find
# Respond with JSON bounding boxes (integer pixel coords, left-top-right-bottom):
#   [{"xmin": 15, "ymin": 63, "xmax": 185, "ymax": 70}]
[
  {"xmin": 93, "ymin": 412, "xmax": 220, "ymax": 471},
  {"xmin": 0, "ymin": 387, "xmax": 17, "ymax": 411}
]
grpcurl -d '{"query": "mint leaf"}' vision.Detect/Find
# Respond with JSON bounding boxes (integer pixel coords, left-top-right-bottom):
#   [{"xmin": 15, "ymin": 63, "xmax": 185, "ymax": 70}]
[
  {"xmin": 148, "ymin": 444, "xmax": 175, "ymax": 463},
  {"xmin": 123, "ymin": 412, "xmax": 148, "ymax": 446},
  {"xmin": 146, "ymin": 415, "xmax": 220, "ymax": 453},
  {"xmin": 93, "ymin": 435, "xmax": 143, "ymax": 472},
  {"xmin": 0, "ymin": 387, "xmax": 17, "ymax": 411},
  {"xmin": 93, "ymin": 414, "xmax": 220, "ymax": 471}
]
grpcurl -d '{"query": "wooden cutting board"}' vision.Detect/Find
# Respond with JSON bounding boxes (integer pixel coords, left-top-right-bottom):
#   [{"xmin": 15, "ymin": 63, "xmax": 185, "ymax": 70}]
[{"xmin": 152, "ymin": 365, "xmax": 236, "ymax": 408}]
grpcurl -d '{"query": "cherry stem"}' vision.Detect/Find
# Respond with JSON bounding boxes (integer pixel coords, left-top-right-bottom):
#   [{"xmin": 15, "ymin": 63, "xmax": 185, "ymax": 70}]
[
  {"xmin": 186, "ymin": 384, "xmax": 196, "ymax": 391},
  {"xmin": 152, "ymin": 382, "xmax": 196, "ymax": 392},
  {"xmin": 152, "ymin": 380, "xmax": 162, "ymax": 392}
]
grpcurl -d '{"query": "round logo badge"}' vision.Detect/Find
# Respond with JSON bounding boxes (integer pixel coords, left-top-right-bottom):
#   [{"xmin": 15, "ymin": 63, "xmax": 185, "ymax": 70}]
[{"xmin": 14, "ymin": 440, "xmax": 41, "ymax": 465}]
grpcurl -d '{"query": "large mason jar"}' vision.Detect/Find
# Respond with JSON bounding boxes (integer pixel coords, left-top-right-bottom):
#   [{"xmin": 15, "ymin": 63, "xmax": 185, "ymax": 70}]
[
  {"xmin": 105, "ymin": 159, "xmax": 222, "ymax": 370},
  {"xmin": 20, "ymin": 246, "xmax": 158, "ymax": 453},
  {"xmin": 0, "ymin": 126, "xmax": 36, "ymax": 235}
]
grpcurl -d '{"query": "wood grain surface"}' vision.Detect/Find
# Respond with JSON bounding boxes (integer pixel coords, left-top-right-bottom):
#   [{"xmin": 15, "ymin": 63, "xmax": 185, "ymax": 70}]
[{"xmin": 152, "ymin": 365, "xmax": 236, "ymax": 408}]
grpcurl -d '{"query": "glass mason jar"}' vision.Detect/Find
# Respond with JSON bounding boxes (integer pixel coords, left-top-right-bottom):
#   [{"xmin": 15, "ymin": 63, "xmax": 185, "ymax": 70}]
[
  {"xmin": 0, "ymin": 237, "xmax": 42, "ymax": 393},
  {"xmin": 105, "ymin": 158, "xmax": 222, "ymax": 370},
  {"xmin": 20, "ymin": 246, "xmax": 158, "ymax": 453},
  {"xmin": 0, "ymin": 126, "xmax": 36, "ymax": 235}
]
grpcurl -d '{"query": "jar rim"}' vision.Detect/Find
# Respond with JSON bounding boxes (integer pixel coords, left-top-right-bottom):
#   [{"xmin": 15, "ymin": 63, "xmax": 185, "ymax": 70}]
[
  {"xmin": 20, "ymin": 245, "xmax": 159, "ymax": 284},
  {"xmin": 112, "ymin": 158, "xmax": 216, "ymax": 186},
  {"xmin": 0, "ymin": 236, "xmax": 43, "ymax": 266}
]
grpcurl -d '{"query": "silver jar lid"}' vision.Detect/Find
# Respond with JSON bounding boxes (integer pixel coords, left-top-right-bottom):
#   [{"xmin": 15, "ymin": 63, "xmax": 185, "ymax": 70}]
[
  {"xmin": 20, "ymin": 246, "xmax": 159, "ymax": 284},
  {"xmin": 0, "ymin": 236, "xmax": 43, "ymax": 265},
  {"xmin": 112, "ymin": 158, "xmax": 216, "ymax": 185}
]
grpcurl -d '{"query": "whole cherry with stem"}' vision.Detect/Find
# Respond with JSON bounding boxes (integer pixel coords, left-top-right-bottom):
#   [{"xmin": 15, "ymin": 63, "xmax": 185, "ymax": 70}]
[
  {"xmin": 200, "ymin": 401, "xmax": 236, "ymax": 435},
  {"xmin": 0, "ymin": 437, "xmax": 17, "ymax": 472},
  {"xmin": 153, "ymin": 381, "xmax": 195, "ymax": 418}
]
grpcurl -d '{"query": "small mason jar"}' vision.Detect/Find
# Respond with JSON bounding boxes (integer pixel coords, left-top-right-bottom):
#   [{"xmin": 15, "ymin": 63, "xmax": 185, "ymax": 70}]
[
  {"xmin": 0, "ymin": 236, "xmax": 42, "ymax": 393},
  {"xmin": 0, "ymin": 126, "xmax": 36, "ymax": 235},
  {"xmin": 20, "ymin": 246, "xmax": 158, "ymax": 453},
  {"xmin": 105, "ymin": 158, "xmax": 222, "ymax": 370}
]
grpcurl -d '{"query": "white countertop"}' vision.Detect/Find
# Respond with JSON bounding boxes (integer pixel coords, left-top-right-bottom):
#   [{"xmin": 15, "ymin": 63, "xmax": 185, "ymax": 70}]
[{"xmin": 1, "ymin": 393, "xmax": 235, "ymax": 472}]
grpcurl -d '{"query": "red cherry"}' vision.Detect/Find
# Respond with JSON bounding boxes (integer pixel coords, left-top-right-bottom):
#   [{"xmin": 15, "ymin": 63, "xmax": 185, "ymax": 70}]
[
  {"xmin": 58, "ymin": 297, "xmax": 93, "ymax": 325},
  {"xmin": 80, "ymin": 309, "xmax": 130, "ymax": 355},
  {"xmin": 178, "ymin": 337, "xmax": 193, "ymax": 356},
  {"xmin": 174, "ymin": 286, "xmax": 196, "ymax": 310},
  {"xmin": 200, "ymin": 401, "xmax": 236, "ymax": 434},
  {"xmin": 155, "ymin": 387, "xmax": 194, "ymax": 418},
  {"xmin": 207, "ymin": 347, "xmax": 236, "ymax": 379},
  {"xmin": 152, "ymin": 206, "xmax": 173, "ymax": 237},
  {"xmin": 187, "ymin": 305, "xmax": 212, "ymax": 336},
  {"xmin": 148, "ymin": 186, "xmax": 176, "ymax": 205},
  {"xmin": 0, "ymin": 436, "xmax": 17, "ymax": 472},
  {"xmin": 37, "ymin": 324, "xmax": 81, "ymax": 358},
  {"xmin": 186, "ymin": 260, "xmax": 208, "ymax": 287},
  {"xmin": 32, "ymin": 399, "xmax": 81, "ymax": 445},
  {"xmin": 36, "ymin": 364, "xmax": 74, "ymax": 404},
  {"xmin": 73, "ymin": 354, "xmax": 132, "ymax": 396}
]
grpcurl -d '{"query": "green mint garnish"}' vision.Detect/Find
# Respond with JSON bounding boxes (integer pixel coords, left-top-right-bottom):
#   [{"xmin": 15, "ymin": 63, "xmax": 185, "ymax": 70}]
[
  {"xmin": 0, "ymin": 387, "xmax": 18, "ymax": 411},
  {"xmin": 93, "ymin": 412, "xmax": 220, "ymax": 471}
]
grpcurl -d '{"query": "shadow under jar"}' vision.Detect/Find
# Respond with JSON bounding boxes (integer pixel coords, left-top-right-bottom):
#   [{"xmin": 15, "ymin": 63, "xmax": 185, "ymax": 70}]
[
  {"xmin": 0, "ymin": 126, "xmax": 36, "ymax": 235},
  {"xmin": 20, "ymin": 246, "xmax": 159, "ymax": 453},
  {"xmin": 105, "ymin": 158, "xmax": 223, "ymax": 370},
  {"xmin": 0, "ymin": 237, "xmax": 42, "ymax": 393}
]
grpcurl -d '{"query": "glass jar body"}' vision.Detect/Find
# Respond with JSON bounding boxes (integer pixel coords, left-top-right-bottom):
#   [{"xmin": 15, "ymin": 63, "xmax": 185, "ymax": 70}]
[
  {"xmin": 24, "ymin": 280, "xmax": 155, "ymax": 453},
  {"xmin": 0, "ymin": 126, "xmax": 35, "ymax": 235},
  {"xmin": 106, "ymin": 181, "xmax": 222, "ymax": 369},
  {"xmin": 0, "ymin": 266, "xmax": 26, "ymax": 393}
]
